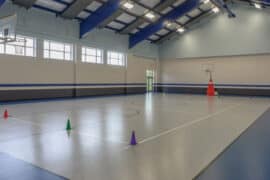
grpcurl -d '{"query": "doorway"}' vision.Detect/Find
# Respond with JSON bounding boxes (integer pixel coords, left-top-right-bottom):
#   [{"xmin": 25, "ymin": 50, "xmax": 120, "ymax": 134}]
[{"xmin": 146, "ymin": 70, "xmax": 154, "ymax": 92}]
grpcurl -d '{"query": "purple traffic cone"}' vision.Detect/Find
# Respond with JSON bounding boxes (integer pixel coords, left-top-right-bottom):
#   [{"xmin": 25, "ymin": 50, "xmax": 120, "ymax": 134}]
[{"xmin": 130, "ymin": 131, "xmax": 137, "ymax": 146}]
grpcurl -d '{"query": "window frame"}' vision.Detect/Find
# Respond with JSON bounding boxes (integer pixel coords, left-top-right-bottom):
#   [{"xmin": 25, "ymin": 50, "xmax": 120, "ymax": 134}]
[
  {"xmin": 81, "ymin": 46, "xmax": 103, "ymax": 64},
  {"xmin": 0, "ymin": 35, "xmax": 36, "ymax": 57},
  {"xmin": 107, "ymin": 51, "xmax": 126, "ymax": 67},
  {"xmin": 43, "ymin": 40, "xmax": 73, "ymax": 61}
]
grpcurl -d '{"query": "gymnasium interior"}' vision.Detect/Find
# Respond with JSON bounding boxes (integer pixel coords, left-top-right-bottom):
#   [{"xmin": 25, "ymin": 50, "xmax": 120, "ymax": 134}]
[{"xmin": 0, "ymin": 0, "xmax": 270, "ymax": 180}]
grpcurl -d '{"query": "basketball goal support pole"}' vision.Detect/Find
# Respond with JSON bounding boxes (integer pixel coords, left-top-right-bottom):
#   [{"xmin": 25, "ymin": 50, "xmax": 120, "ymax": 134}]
[{"xmin": 209, "ymin": 71, "xmax": 213, "ymax": 81}]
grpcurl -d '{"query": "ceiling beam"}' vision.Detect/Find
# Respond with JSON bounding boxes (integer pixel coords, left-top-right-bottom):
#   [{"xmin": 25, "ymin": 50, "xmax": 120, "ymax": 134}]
[
  {"xmin": 258, "ymin": 0, "xmax": 270, "ymax": 4},
  {"xmin": 120, "ymin": 0, "xmax": 176, "ymax": 34},
  {"xmin": 99, "ymin": 0, "xmax": 178, "ymax": 33},
  {"xmin": 0, "ymin": 0, "xmax": 5, "ymax": 7},
  {"xmin": 235, "ymin": 0, "xmax": 270, "ymax": 6},
  {"xmin": 98, "ymin": 9, "xmax": 122, "ymax": 28},
  {"xmin": 129, "ymin": 0, "xmax": 200, "ymax": 48},
  {"xmin": 11, "ymin": 0, "xmax": 37, "ymax": 9},
  {"xmin": 155, "ymin": 10, "xmax": 214, "ymax": 44},
  {"xmin": 80, "ymin": 0, "xmax": 121, "ymax": 38},
  {"xmin": 61, "ymin": 0, "xmax": 95, "ymax": 19}
]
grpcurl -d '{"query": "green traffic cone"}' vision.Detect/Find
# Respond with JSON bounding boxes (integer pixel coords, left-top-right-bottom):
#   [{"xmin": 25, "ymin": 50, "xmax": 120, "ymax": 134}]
[{"xmin": 66, "ymin": 119, "xmax": 72, "ymax": 131}]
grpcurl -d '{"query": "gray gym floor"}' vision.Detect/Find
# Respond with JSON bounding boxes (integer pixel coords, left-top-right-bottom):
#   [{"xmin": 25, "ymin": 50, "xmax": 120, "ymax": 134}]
[{"xmin": 0, "ymin": 94, "xmax": 269, "ymax": 180}]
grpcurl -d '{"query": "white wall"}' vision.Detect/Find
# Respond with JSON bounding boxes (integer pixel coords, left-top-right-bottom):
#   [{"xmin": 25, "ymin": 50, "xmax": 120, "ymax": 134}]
[
  {"xmin": 0, "ymin": 1, "xmax": 159, "ymax": 91},
  {"xmin": 160, "ymin": 55, "xmax": 270, "ymax": 85},
  {"xmin": 159, "ymin": 4, "xmax": 270, "ymax": 59},
  {"xmin": 4, "ymin": 1, "xmax": 270, "ymax": 90},
  {"xmin": 0, "ymin": 55, "xmax": 74, "ymax": 85},
  {"xmin": 0, "ymin": 1, "xmax": 159, "ymax": 59},
  {"xmin": 159, "ymin": 3, "xmax": 270, "ymax": 87},
  {"xmin": 126, "ymin": 55, "xmax": 157, "ymax": 84},
  {"xmin": 0, "ymin": 53, "xmax": 157, "ymax": 89}
]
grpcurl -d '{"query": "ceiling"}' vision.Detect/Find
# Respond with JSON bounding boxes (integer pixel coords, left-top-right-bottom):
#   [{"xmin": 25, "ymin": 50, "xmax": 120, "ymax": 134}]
[{"xmin": 7, "ymin": 0, "xmax": 270, "ymax": 47}]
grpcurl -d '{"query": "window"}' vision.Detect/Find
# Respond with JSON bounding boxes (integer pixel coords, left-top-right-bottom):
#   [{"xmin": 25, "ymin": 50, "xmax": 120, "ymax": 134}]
[
  {"xmin": 0, "ymin": 44, "xmax": 3, "ymax": 54},
  {"xmin": 0, "ymin": 35, "xmax": 36, "ymax": 57},
  {"xmin": 81, "ymin": 46, "xmax": 103, "ymax": 64},
  {"xmin": 43, "ymin": 40, "xmax": 73, "ymax": 61},
  {"xmin": 107, "ymin": 51, "xmax": 126, "ymax": 66}
]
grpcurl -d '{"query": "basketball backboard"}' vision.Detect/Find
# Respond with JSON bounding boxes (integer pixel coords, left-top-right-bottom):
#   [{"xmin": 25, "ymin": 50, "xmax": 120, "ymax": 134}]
[
  {"xmin": 0, "ymin": 14, "xmax": 17, "ymax": 44},
  {"xmin": 202, "ymin": 63, "xmax": 215, "ymax": 73}
]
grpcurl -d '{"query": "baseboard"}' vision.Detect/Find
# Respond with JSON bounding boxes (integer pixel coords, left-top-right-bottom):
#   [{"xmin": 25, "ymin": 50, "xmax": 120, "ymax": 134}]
[
  {"xmin": 157, "ymin": 86, "xmax": 270, "ymax": 96},
  {"xmin": 0, "ymin": 87, "xmax": 147, "ymax": 102},
  {"xmin": 1, "ymin": 86, "xmax": 269, "ymax": 102}
]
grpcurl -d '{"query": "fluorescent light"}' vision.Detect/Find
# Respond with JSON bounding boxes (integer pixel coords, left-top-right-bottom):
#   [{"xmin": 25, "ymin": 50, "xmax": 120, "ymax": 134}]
[
  {"xmin": 177, "ymin": 27, "xmax": 185, "ymax": 33},
  {"xmin": 164, "ymin": 21, "xmax": 172, "ymax": 28},
  {"xmin": 145, "ymin": 12, "xmax": 155, "ymax": 19},
  {"xmin": 212, "ymin": 7, "xmax": 220, "ymax": 13},
  {"xmin": 122, "ymin": 1, "xmax": 134, "ymax": 9},
  {"xmin": 254, "ymin": 3, "xmax": 262, "ymax": 9}
]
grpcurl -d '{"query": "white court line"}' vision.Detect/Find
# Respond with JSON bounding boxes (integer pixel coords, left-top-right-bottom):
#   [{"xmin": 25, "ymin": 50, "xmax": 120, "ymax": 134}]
[
  {"xmin": 8, "ymin": 116, "xmax": 43, "ymax": 128},
  {"xmin": 1, "ymin": 102, "xmax": 243, "ymax": 149},
  {"xmin": 74, "ymin": 131, "xmax": 128, "ymax": 144},
  {"xmin": 137, "ymin": 103, "xmax": 243, "ymax": 145},
  {"xmin": 3, "ymin": 116, "xmax": 127, "ymax": 144}
]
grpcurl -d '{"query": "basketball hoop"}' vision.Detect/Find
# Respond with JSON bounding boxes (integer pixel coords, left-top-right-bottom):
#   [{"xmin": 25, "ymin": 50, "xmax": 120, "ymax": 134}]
[
  {"xmin": 0, "ymin": 14, "xmax": 17, "ymax": 44},
  {"xmin": 0, "ymin": 36, "xmax": 17, "ymax": 44},
  {"xmin": 202, "ymin": 64, "xmax": 214, "ymax": 81}
]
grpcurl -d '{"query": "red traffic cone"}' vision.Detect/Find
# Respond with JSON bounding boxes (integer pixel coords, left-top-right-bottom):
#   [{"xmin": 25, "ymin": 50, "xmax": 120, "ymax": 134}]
[
  {"xmin": 207, "ymin": 80, "xmax": 215, "ymax": 96},
  {"xmin": 3, "ymin": 109, "xmax": 9, "ymax": 119}
]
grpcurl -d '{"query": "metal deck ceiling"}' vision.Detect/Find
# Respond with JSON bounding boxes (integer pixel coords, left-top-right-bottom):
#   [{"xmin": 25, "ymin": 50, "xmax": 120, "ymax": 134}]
[{"xmin": 6, "ymin": 0, "xmax": 270, "ymax": 47}]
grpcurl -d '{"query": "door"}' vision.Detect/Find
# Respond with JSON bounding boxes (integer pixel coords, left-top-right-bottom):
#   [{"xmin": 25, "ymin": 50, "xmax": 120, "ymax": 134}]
[{"xmin": 146, "ymin": 70, "xmax": 154, "ymax": 92}]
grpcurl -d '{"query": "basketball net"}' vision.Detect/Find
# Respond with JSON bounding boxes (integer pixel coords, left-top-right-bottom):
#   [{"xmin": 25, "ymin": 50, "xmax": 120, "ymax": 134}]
[
  {"xmin": 0, "ymin": 36, "xmax": 17, "ymax": 44},
  {"xmin": 0, "ymin": 35, "xmax": 27, "ymax": 45},
  {"xmin": 205, "ymin": 69, "xmax": 213, "ymax": 81},
  {"xmin": 0, "ymin": 14, "xmax": 17, "ymax": 44}
]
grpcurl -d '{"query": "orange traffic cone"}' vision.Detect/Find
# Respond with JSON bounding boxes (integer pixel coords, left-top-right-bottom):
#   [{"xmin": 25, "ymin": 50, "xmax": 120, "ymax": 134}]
[
  {"xmin": 207, "ymin": 80, "xmax": 215, "ymax": 96},
  {"xmin": 3, "ymin": 109, "xmax": 9, "ymax": 119}
]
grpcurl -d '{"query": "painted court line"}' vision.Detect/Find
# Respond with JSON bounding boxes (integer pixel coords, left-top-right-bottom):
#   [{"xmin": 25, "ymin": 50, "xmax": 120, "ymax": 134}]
[
  {"xmin": 9, "ymin": 117, "xmax": 43, "ymax": 128},
  {"xmin": 138, "ymin": 103, "xmax": 243, "ymax": 145},
  {"xmin": 74, "ymin": 131, "xmax": 128, "ymax": 144},
  {"xmin": 2, "ymin": 116, "xmax": 127, "ymax": 144},
  {"xmin": 0, "ymin": 116, "xmax": 43, "ymax": 129}
]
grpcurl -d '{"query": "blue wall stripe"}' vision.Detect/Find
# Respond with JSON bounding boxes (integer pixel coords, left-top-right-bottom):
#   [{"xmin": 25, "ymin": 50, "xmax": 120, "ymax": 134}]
[
  {"xmin": 0, "ymin": 83, "xmax": 270, "ymax": 88},
  {"xmin": 0, "ymin": 83, "xmax": 146, "ymax": 87},
  {"xmin": 156, "ymin": 83, "xmax": 270, "ymax": 88}
]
